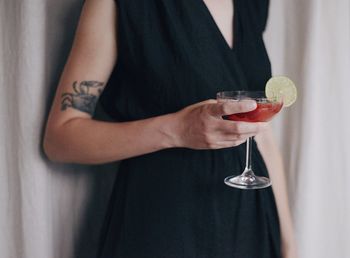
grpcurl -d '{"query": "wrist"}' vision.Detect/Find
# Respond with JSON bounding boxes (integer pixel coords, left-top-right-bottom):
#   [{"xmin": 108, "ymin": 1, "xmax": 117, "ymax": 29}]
[{"xmin": 157, "ymin": 112, "xmax": 183, "ymax": 149}]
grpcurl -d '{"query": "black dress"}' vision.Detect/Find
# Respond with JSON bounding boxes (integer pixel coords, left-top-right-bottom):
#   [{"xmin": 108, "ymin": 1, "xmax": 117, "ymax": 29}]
[{"xmin": 98, "ymin": 0, "xmax": 281, "ymax": 257}]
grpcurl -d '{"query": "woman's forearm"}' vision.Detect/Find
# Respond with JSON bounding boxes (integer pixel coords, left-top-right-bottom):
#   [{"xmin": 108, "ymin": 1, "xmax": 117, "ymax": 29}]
[
  {"xmin": 255, "ymin": 126, "xmax": 297, "ymax": 257},
  {"xmin": 43, "ymin": 113, "xmax": 179, "ymax": 164}
]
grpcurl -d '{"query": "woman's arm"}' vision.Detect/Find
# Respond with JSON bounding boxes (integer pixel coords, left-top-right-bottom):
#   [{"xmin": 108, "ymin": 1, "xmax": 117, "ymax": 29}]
[
  {"xmin": 43, "ymin": 0, "xmax": 268, "ymax": 164},
  {"xmin": 43, "ymin": 0, "xmax": 176, "ymax": 164},
  {"xmin": 255, "ymin": 126, "xmax": 298, "ymax": 258}
]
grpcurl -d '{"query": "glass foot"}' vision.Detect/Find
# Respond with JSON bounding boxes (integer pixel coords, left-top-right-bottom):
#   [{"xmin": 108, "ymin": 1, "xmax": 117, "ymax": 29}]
[{"xmin": 224, "ymin": 173, "xmax": 271, "ymax": 190}]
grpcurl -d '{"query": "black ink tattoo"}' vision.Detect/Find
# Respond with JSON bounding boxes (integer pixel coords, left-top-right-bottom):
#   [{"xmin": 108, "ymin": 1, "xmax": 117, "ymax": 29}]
[{"xmin": 61, "ymin": 80, "xmax": 105, "ymax": 115}]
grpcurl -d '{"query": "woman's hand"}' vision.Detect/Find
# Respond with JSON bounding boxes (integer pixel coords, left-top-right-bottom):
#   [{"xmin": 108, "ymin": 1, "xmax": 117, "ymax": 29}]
[{"xmin": 171, "ymin": 99, "xmax": 268, "ymax": 149}]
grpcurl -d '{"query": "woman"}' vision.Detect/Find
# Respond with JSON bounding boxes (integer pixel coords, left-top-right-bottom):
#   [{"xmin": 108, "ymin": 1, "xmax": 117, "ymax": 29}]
[{"xmin": 43, "ymin": 0, "xmax": 297, "ymax": 257}]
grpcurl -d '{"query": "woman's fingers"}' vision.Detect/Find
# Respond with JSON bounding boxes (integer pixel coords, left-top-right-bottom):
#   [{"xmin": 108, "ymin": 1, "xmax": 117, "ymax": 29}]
[
  {"xmin": 212, "ymin": 131, "xmax": 258, "ymax": 145},
  {"xmin": 212, "ymin": 121, "xmax": 268, "ymax": 146},
  {"xmin": 208, "ymin": 100, "xmax": 257, "ymax": 117},
  {"xmin": 217, "ymin": 120, "xmax": 268, "ymax": 135},
  {"xmin": 174, "ymin": 99, "xmax": 267, "ymax": 150},
  {"xmin": 209, "ymin": 139, "xmax": 247, "ymax": 149}
]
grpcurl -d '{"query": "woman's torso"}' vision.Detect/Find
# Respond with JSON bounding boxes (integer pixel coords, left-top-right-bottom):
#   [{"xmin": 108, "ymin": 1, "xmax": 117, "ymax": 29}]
[
  {"xmin": 100, "ymin": 0, "xmax": 271, "ymax": 122},
  {"xmin": 98, "ymin": 0, "xmax": 281, "ymax": 257}
]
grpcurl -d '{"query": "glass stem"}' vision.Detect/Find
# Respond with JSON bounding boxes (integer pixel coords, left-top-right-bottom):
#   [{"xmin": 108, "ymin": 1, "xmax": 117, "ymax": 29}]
[{"xmin": 244, "ymin": 137, "xmax": 253, "ymax": 173}]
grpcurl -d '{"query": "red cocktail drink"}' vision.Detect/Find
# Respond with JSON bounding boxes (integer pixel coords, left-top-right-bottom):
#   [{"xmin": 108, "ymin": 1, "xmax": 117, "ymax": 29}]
[
  {"xmin": 217, "ymin": 91, "xmax": 284, "ymax": 190},
  {"xmin": 226, "ymin": 102, "xmax": 283, "ymax": 122}
]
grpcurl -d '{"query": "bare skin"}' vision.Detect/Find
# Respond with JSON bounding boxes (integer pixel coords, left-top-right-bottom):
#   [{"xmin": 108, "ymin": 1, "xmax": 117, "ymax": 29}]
[
  {"xmin": 202, "ymin": 0, "xmax": 234, "ymax": 48},
  {"xmin": 43, "ymin": 0, "xmax": 297, "ymax": 256},
  {"xmin": 43, "ymin": 0, "xmax": 265, "ymax": 163}
]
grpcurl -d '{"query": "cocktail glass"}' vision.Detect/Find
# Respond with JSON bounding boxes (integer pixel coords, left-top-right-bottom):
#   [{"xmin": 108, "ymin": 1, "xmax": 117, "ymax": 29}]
[{"xmin": 216, "ymin": 91, "xmax": 283, "ymax": 189}]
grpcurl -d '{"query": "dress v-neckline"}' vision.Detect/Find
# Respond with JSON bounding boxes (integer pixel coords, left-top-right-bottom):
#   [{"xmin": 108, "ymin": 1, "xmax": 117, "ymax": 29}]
[{"xmin": 198, "ymin": 0, "xmax": 238, "ymax": 52}]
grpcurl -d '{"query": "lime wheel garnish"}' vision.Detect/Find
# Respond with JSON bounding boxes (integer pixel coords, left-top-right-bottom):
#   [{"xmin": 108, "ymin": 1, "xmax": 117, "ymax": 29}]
[{"xmin": 265, "ymin": 76, "xmax": 297, "ymax": 107}]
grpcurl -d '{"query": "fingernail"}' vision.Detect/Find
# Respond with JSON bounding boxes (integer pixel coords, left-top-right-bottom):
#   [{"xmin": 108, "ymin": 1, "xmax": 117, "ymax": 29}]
[{"xmin": 246, "ymin": 101, "xmax": 257, "ymax": 109}]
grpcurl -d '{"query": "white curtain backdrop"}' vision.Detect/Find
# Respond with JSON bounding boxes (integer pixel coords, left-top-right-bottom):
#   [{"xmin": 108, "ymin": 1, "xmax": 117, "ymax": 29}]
[
  {"xmin": 265, "ymin": 0, "xmax": 350, "ymax": 257},
  {"xmin": 0, "ymin": 0, "xmax": 349, "ymax": 258},
  {"xmin": 0, "ymin": 1, "xmax": 117, "ymax": 258}
]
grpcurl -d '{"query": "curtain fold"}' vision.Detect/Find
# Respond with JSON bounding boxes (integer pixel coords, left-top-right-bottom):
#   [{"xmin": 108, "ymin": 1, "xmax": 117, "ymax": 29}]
[
  {"xmin": 0, "ymin": 0, "xmax": 349, "ymax": 257},
  {"xmin": 0, "ymin": 1, "xmax": 117, "ymax": 258}
]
